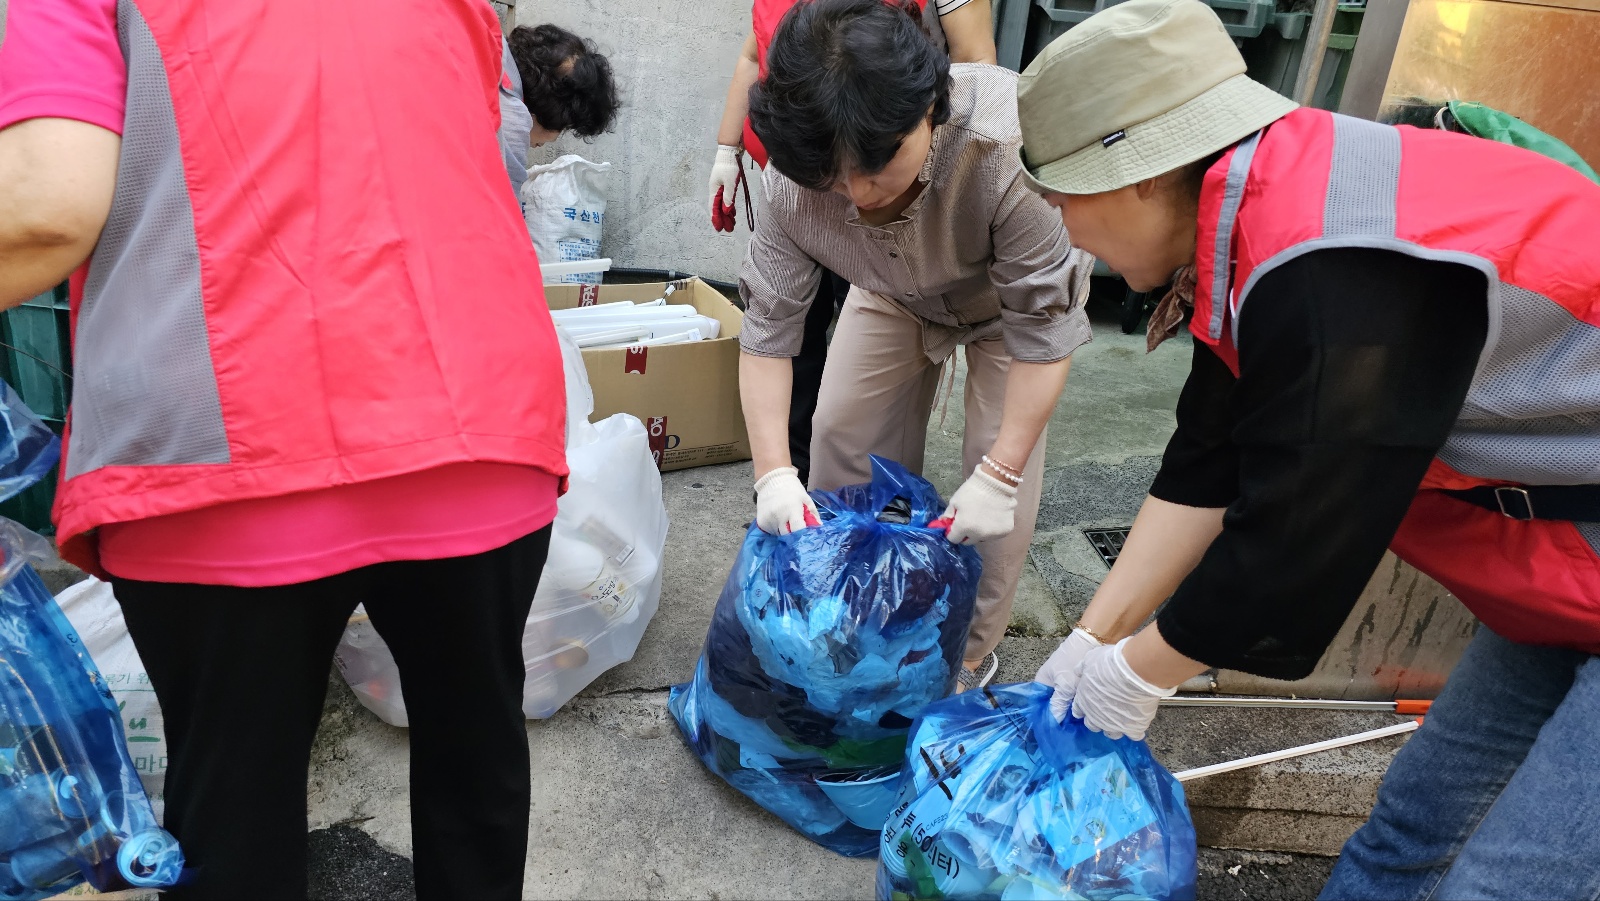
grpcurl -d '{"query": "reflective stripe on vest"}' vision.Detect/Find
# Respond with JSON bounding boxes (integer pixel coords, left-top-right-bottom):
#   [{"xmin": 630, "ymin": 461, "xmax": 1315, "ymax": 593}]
[{"xmin": 1209, "ymin": 111, "xmax": 1600, "ymax": 489}]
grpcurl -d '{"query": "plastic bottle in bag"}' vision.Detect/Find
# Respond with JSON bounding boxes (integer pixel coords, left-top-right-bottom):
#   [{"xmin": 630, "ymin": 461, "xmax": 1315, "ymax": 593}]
[
  {"xmin": 541, "ymin": 530, "xmax": 637, "ymax": 625},
  {"xmin": 0, "ymin": 382, "xmax": 183, "ymax": 899}
]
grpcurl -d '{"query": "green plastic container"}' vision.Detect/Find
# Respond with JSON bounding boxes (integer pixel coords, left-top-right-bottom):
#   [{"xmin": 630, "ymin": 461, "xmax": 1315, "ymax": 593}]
[
  {"xmin": 0, "ymin": 284, "xmax": 71, "ymax": 534},
  {"xmin": 1244, "ymin": 5, "xmax": 1367, "ymax": 111}
]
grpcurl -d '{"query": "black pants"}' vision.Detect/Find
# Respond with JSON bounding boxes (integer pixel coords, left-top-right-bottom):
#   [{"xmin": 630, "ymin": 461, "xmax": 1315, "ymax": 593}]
[
  {"xmin": 789, "ymin": 268, "xmax": 850, "ymax": 485},
  {"xmin": 112, "ymin": 527, "xmax": 551, "ymax": 901}
]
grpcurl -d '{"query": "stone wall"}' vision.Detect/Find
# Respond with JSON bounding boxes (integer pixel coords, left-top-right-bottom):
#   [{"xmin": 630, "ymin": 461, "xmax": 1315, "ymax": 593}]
[{"xmin": 517, "ymin": 0, "xmax": 755, "ymax": 282}]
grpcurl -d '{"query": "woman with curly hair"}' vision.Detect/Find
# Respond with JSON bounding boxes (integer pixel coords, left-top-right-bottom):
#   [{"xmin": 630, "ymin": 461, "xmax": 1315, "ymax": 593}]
[{"xmin": 499, "ymin": 23, "xmax": 621, "ymax": 198}]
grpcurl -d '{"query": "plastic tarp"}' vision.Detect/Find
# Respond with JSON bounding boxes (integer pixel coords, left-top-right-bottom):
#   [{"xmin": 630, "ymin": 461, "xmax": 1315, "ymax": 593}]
[
  {"xmin": 670, "ymin": 457, "xmax": 982, "ymax": 857},
  {"xmin": 876, "ymin": 682, "xmax": 1197, "ymax": 900},
  {"xmin": 0, "ymin": 382, "xmax": 183, "ymax": 899}
]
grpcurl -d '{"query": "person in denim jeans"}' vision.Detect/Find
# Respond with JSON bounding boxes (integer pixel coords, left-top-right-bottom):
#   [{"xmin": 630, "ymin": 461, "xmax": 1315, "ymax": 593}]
[
  {"xmin": 1323, "ymin": 629, "xmax": 1600, "ymax": 899},
  {"xmin": 1012, "ymin": 0, "xmax": 1600, "ymax": 897}
]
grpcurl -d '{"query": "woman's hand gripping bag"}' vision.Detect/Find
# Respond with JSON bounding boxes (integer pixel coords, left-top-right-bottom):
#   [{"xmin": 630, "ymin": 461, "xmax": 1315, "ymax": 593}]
[
  {"xmin": 669, "ymin": 457, "xmax": 982, "ymax": 857},
  {"xmin": 876, "ymin": 683, "xmax": 1196, "ymax": 900}
]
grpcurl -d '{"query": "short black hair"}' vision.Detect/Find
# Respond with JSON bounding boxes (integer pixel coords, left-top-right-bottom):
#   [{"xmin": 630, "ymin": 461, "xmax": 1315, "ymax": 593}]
[
  {"xmin": 749, "ymin": 0, "xmax": 951, "ymax": 191},
  {"xmin": 507, "ymin": 24, "xmax": 621, "ymax": 139}
]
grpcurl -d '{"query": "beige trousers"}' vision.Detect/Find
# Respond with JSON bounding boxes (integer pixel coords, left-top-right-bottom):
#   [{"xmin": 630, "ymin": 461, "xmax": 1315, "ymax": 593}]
[{"xmin": 808, "ymin": 288, "xmax": 1047, "ymax": 666}]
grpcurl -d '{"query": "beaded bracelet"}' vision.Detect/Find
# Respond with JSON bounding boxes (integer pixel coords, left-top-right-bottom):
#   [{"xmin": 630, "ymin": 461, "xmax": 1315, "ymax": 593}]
[{"xmin": 981, "ymin": 454, "xmax": 1024, "ymax": 486}]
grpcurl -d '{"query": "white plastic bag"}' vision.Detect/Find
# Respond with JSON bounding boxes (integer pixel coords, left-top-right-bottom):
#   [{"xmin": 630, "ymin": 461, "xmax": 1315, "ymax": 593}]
[
  {"xmin": 334, "ymin": 328, "xmax": 668, "ymax": 723},
  {"xmin": 522, "ymin": 154, "xmax": 612, "ymax": 285},
  {"xmin": 53, "ymin": 577, "xmax": 167, "ymax": 820}
]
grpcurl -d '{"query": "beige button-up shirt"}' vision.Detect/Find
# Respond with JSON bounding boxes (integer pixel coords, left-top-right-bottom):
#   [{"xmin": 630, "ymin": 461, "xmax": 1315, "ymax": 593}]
[{"xmin": 738, "ymin": 64, "xmax": 1095, "ymax": 365}]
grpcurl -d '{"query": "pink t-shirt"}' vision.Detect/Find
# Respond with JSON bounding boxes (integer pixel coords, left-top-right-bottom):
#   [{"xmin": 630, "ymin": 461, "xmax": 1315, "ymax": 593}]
[
  {"xmin": 0, "ymin": 0, "xmax": 125, "ymax": 134},
  {"xmin": 2, "ymin": 0, "xmax": 562, "ymax": 587}
]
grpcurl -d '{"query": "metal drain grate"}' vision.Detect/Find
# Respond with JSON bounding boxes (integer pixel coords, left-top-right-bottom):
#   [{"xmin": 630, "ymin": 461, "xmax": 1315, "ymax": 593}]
[{"xmin": 1083, "ymin": 528, "xmax": 1133, "ymax": 568}]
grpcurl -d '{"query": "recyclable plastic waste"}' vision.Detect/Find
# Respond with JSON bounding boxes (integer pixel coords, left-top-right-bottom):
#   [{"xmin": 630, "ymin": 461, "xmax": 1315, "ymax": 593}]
[
  {"xmin": 335, "ymin": 327, "xmax": 669, "ymax": 722},
  {"xmin": 54, "ymin": 578, "xmax": 167, "ymax": 821},
  {"xmin": 876, "ymin": 682, "xmax": 1197, "ymax": 901},
  {"xmin": 548, "ymin": 281, "xmax": 721, "ymax": 350},
  {"xmin": 0, "ymin": 382, "xmax": 183, "ymax": 899},
  {"xmin": 670, "ymin": 456, "xmax": 983, "ymax": 857}
]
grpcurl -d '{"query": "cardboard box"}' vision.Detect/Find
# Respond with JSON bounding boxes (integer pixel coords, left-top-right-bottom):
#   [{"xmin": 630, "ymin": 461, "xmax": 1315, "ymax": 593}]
[{"xmin": 545, "ymin": 279, "xmax": 750, "ymax": 471}]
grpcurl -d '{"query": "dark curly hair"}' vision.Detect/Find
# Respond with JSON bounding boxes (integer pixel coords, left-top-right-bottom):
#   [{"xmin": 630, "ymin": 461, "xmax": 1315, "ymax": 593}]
[
  {"xmin": 749, "ymin": 0, "xmax": 950, "ymax": 191},
  {"xmin": 507, "ymin": 24, "xmax": 621, "ymax": 139}
]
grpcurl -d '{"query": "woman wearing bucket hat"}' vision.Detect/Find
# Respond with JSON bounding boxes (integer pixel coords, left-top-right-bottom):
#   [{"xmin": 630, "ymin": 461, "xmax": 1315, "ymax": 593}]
[
  {"xmin": 738, "ymin": 0, "xmax": 1094, "ymax": 689},
  {"xmin": 1018, "ymin": 0, "xmax": 1600, "ymax": 895}
]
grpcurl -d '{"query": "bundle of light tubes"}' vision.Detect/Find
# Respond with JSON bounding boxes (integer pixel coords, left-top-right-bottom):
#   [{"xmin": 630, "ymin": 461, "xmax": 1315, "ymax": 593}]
[{"xmin": 550, "ymin": 291, "xmax": 722, "ymax": 350}]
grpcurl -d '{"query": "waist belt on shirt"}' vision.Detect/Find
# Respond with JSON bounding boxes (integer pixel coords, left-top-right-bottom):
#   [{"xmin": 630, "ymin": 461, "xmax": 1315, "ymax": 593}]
[{"xmin": 1443, "ymin": 485, "xmax": 1600, "ymax": 522}]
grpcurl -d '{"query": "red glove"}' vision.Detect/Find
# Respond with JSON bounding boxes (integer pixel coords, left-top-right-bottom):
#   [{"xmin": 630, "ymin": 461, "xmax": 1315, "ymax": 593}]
[{"xmin": 712, "ymin": 186, "xmax": 736, "ymax": 233}]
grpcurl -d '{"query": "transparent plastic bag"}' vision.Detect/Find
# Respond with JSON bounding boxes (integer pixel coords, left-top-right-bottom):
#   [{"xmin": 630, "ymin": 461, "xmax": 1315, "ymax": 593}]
[
  {"xmin": 669, "ymin": 456, "xmax": 983, "ymax": 857},
  {"xmin": 334, "ymin": 327, "xmax": 668, "ymax": 723},
  {"xmin": 53, "ymin": 578, "xmax": 167, "ymax": 822},
  {"xmin": 875, "ymin": 683, "xmax": 1197, "ymax": 901},
  {"xmin": 0, "ymin": 382, "xmax": 59, "ymax": 504},
  {"xmin": 0, "ymin": 385, "xmax": 183, "ymax": 900}
]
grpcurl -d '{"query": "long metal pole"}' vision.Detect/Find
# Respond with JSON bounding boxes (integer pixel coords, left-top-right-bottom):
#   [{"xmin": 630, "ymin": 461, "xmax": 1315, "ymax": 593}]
[
  {"xmin": 1173, "ymin": 720, "xmax": 1420, "ymax": 782},
  {"xmin": 1162, "ymin": 696, "xmax": 1432, "ymax": 714},
  {"xmin": 1292, "ymin": 0, "xmax": 1342, "ymax": 106}
]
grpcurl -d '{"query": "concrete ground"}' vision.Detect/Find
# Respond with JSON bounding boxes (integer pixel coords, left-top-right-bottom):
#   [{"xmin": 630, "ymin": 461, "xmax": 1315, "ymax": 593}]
[{"xmin": 298, "ymin": 297, "xmax": 1404, "ymax": 899}]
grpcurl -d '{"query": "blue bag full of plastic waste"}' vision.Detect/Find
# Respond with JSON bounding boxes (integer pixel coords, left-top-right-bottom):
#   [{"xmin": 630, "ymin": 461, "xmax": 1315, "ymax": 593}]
[
  {"xmin": 669, "ymin": 456, "xmax": 982, "ymax": 857},
  {"xmin": 875, "ymin": 682, "xmax": 1197, "ymax": 900},
  {"xmin": 0, "ymin": 382, "xmax": 184, "ymax": 900}
]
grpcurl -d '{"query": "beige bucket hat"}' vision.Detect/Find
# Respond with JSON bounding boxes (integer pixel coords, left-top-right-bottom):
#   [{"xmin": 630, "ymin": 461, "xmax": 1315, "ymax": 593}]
[{"xmin": 1017, "ymin": 0, "xmax": 1298, "ymax": 195}]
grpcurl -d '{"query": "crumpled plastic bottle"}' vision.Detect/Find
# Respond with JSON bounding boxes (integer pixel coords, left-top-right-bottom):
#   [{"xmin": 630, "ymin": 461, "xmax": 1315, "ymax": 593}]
[
  {"xmin": 876, "ymin": 682, "xmax": 1197, "ymax": 900},
  {"xmin": 670, "ymin": 456, "xmax": 983, "ymax": 857},
  {"xmin": 0, "ymin": 382, "xmax": 184, "ymax": 900}
]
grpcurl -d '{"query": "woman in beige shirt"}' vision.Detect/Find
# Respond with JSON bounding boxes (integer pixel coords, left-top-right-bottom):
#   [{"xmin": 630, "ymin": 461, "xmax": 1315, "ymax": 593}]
[{"xmin": 737, "ymin": 0, "xmax": 1093, "ymax": 688}]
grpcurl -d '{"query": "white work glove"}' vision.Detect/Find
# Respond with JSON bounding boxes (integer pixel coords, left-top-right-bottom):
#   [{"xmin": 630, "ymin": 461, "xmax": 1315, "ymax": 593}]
[
  {"xmin": 1035, "ymin": 627, "xmax": 1103, "ymax": 722},
  {"xmin": 1070, "ymin": 637, "xmax": 1177, "ymax": 741},
  {"xmin": 941, "ymin": 467, "xmax": 1017, "ymax": 545},
  {"xmin": 708, "ymin": 145, "xmax": 742, "ymax": 219},
  {"xmin": 754, "ymin": 466, "xmax": 819, "ymax": 536}
]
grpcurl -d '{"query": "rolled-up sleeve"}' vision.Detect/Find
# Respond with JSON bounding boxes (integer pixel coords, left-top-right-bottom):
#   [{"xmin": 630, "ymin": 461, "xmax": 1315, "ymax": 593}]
[
  {"xmin": 738, "ymin": 173, "xmax": 823, "ymax": 358},
  {"xmin": 989, "ymin": 172, "xmax": 1094, "ymax": 363}
]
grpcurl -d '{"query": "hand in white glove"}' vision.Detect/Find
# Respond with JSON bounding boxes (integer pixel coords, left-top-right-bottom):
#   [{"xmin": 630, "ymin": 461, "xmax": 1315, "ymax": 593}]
[
  {"xmin": 754, "ymin": 466, "xmax": 819, "ymax": 536},
  {"xmin": 708, "ymin": 144, "xmax": 743, "ymax": 229},
  {"xmin": 1035, "ymin": 627, "xmax": 1103, "ymax": 722},
  {"xmin": 1070, "ymin": 637, "xmax": 1177, "ymax": 741},
  {"xmin": 941, "ymin": 466, "xmax": 1017, "ymax": 545}
]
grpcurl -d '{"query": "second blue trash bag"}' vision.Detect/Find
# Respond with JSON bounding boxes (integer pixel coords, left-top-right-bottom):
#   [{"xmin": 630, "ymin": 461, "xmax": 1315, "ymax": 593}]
[
  {"xmin": 669, "ymin": 456, "xmax": 982, "ymax": 857},
  {"xmin": 0, "ymin": 382, "xmax": 183, "ymax": 900},
  {"xmin": 875, "ymin": 683, "xmax": 1197, "ymax": 900}
]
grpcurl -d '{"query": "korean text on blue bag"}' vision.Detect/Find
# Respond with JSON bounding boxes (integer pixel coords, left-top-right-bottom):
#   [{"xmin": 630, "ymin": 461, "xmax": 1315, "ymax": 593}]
[
  {"xmin": 0, "ymin": 382, "xmax": 183, "ymax": 899},
  {"xmin": 670, "ymin": 457, "xmax": 982, "ymax": 857},
  {"xmin": 877, "ymin": 682, "xmax": 1197, "ymax": 900}
]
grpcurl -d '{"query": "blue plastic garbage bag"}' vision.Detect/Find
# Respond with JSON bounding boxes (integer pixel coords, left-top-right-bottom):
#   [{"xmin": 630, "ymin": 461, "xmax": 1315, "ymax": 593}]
[
  {"xmin": 670, "ymin": 457, "xmax": 982, "ymax": 857},
  {"xmin": 0, "ymin": 384, "xmax": 183, "ymax": 900},
  {"xmin": 876, "ymin": 683, "xmax": 1197, "ymax": 900}
]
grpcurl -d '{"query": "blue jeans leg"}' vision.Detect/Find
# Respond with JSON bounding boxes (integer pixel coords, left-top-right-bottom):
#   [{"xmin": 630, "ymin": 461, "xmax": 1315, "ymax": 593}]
[
  {"xmin": 1321, "ymin": 627, "xmax": 1589, "ymax": 900},
  {"xmin": 1428, "ymin": 650, "xmax": 1600, "ymax": 899}
]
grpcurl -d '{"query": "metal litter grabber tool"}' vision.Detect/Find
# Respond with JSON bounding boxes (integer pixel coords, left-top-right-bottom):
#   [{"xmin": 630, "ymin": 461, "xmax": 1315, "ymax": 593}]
[
  {"xmin": 1173, "ymin": 720, "xmax": 1421, "ymax": 782},
  {"xmin": 1164, "ymin": 695, "xmax": 1431, "ymax": 783},
  {"xmin": 1162, "ymin": 696, "xmax": 1433, "ymax": 715}
]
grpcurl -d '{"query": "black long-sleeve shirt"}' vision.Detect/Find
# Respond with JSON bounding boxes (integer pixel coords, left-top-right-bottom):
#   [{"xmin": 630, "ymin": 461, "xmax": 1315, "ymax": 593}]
[{"xmin": 1151, "ymin": 248, "xmax": 1489, "ymax": 680}]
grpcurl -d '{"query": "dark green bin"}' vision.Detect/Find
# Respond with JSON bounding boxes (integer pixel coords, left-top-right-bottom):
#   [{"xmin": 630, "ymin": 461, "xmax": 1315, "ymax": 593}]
[{"xmin": 0, "ymin": 284, "xmax": 71, "ymax": 534}]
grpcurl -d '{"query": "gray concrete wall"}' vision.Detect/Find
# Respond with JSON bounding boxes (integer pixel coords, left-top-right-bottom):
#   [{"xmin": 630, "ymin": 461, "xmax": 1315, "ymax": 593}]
[{"xmin": 517, "ymin": 0, "xmax": 756, "ymax": 282}]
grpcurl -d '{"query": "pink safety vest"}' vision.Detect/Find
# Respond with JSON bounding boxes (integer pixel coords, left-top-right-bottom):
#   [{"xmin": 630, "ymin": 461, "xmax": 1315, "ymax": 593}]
[
  {"xmin": 1190, "ymin": 107, "xmax": 1600, "ymax": 651},
  {"xmin": 55, "ymin": 0, "xmax": 568, "ymax": 572}
]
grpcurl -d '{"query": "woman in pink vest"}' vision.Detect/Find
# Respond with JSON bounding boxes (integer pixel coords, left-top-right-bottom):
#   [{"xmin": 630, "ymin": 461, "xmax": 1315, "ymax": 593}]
[
  {"xmin": 1015, "ymin": 0, "xmax": 1600, "ymax": 896},
  {"xmin": 0, "ymin": 1, "xmax": 568, "ymax": 898}
]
